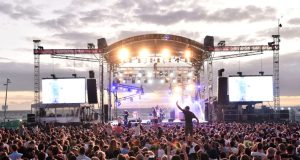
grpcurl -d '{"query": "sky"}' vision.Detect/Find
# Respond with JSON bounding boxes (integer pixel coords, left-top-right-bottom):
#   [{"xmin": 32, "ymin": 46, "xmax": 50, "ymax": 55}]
[{"xmin": 0, "ymin": 0, "xmax": 300, "ymax": 111}]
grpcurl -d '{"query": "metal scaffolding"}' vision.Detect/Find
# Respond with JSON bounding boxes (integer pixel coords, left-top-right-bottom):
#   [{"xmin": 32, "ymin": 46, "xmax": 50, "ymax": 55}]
[
  {"xmin": 273, "ymin": 35, "xmax": 280, "ymax": 111},
  {"xmin": 33, "ymin": 40, "xmax": 41, "ymax": 122}
]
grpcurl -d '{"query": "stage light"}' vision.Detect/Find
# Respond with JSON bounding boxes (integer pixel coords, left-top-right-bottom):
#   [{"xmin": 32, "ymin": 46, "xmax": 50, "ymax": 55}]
[
  {"xmin": 129, "ymin": 58, "xmax": 132, "ymax": 63},
  {"xmin": 117, "ymin": 78, "xmax": 121, "ymax": 84},
  {"xmin": 165, "ymin": 77, "xmax": 169, "ymax": 83},
  {"xmin": 123, "ymin": 80, "xmax": 126, "ymax": 83},
  {"xmin": 130, "ymin": 97, "xmax": 133, "ymax": 102},
  {"xmin": 165, "ymin": 71, "xmax": 168, "ymax": 76},
  {"xmin": 170, "ymin": 71, "xmax": 174, "ymax": 77},
  {"xmin": 159, "ymin": 71, "xmax": 163, "ymax": 76},
  {"xmin": 128, "ymin": 88, "xmax": 131, "ymax": 92},
  {"xmin": 163, "ymin": 59, "xmax": 167, "ymax": 63},
  {"xmin": 160, "ymin": 79, "xmax": 164, "ymax": 83},
  {"xmin": 175, "ymin": 58, "xmax": 179, "ymax": 63},
  {"xmin": 177, "ymin": 78, "xmax": 181, "ymax": 83},
  {"xmin": 193, "ymin": 77, "xmax": 196, "ymax": 83},
  {"xmin": 169, "ymin": 58, "xmax": 171, "ymax": 63},
  {"xmin": 188, "ymin": 71, "xmax": 192, "ymax": 76},
  {"xmin": 140, "ymin": 49, "xmax": 149, "ymax": 58},
  {"xmin": 138, "ymin": 58, "xmax": 141, "ymax": 63},
  {"xmin": 129, "ymin": 71, "xmax": 133, "ymax": 77},
  {"xmin": 197, "ymin": 84, "xmax": 201, "ymax": 89},
  {"xmin": 117, "ymin": 101, "xmax": 121, "ymax": 106},
  {"xmin": 157, "ymin": 58, "xmax": 160, "ymax": 63},
  {"xmin": 123, "ymin": 88, "xmax": 127, "ymax": 91},
  {"xmin": 175, "ymin": 87, "xmax": 181, "ymax": 91},
  {"xmin": 148, "ymin": 73, "xmax": 152, "ymax": 77},
  {"xmin": 144, "ymin": 78, "xmax": 148, "ymax": 83},
  {"xmin": 194, "ymin": 71, "xmax": 198, "ymax": 76},
  {"xmin": 150, "ymin": 58, "xmax": 153, "ymax": 63},
  {"xmin": 138, "ymin": 73, "xmax": 142, "ymax": 77},
  {"xmin": 185, "ymin": 50, "xmax": 191, "ymax": 58},
  {"xmin": 173, "ymin": 78, "xmax": 176, "ymax": 83},
  {"xmin": 187, "ymin": 78, "xmax": 191, "ymax": 82},
  {"xmin": 149, "ymin": 79, "xmax": 153, "ymax": 84},
  {"xmin": 132, "ymin": 78, "xmax": 135, "ymax": 84},
  {"xmin": 185, "ymin": 58, "xmax": 188, "ymax": 62},
  {"xmin": 119, "ymin": 48, "xmax": 129, "ymax": 60},
  {"xmin": 187, "ymin": 84, "xmax": 194, "ymax": 90},
  {"xmin": 137, "ymin": 79, "xmax": 141, "ymax": 83},
  {"xmin": 162, "ymin": 49, "xmax": 169, "ymax": 58}
]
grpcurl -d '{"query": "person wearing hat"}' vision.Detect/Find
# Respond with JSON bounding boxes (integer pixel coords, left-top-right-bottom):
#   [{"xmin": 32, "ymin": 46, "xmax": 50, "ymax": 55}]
[{"xmin": 176, "ymin": 101, "xmax": 199, "ymax": 142}]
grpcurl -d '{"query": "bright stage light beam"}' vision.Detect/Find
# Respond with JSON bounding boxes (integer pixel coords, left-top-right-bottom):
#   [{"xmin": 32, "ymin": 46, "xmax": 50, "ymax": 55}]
[
  {"xmin": 162, "ymin": 49, "xmax": 169, "ymax": 58},
  {"xmin": 119, "ymin": 48, "xmax": 129, "ymax": 60},
  {"xmin": 140, "ymin": 49, "xmax": 149, "ymax": 58},
  {"xmin": 185, "ymin": 50, "xmax": 191, "ymax": 58},
  {"xmin": 187, "ymin": 84, "xmax": 194, "ymax": 90}
]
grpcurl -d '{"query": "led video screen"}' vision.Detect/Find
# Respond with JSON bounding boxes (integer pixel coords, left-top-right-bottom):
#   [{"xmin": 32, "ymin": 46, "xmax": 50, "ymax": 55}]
[
  {"xmin": 228, "ymin": 76, "xmax": 273, "ymax": 102},
  {"xmin": 42, "ymin": 78, "xmax": 86, "ymax": 104}
]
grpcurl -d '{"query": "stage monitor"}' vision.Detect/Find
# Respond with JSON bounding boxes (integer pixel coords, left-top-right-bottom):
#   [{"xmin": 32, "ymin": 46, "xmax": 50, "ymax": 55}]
[
  {"xmin": 42, "ymin": 78, "xmax": 86, "ymax": 104},
  {"xmin": 228, "ymin": 76, "xmax": 273, "ymax": 102}
]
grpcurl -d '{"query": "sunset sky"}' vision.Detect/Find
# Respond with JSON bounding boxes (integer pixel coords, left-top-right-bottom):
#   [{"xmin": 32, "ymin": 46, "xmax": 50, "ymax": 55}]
[{"xmin": 0, "ymin": 0, "xmax": 300, "ymax": 110}]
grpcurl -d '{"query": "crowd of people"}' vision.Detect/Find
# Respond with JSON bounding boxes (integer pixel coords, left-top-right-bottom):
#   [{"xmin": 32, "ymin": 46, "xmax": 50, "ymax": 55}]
[{"xmin": 0, "ymin": 104, "xmax": 300, "ymax": 160}]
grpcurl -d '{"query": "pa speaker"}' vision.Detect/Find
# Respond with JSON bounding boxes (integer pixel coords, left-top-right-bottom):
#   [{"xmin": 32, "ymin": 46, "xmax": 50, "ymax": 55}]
[
  {"xmin": 205, "ymin": 103, "xmax": 209, "ymax": 121},
  {"xmin": 218, "ymin": 77, "xmax": 228, "ymax": 105},
  {"xmin": 279, "ymin": 110, "xmax": 289, "ymax": 119},
  {"xmin": 97, "ymin": 38, "xmax": 108, "ymax": 49},
  {"xmin": 104, "ymin": 104, "xmax": 108, "ymax": 123},
  {"xmin": 27, "ymin": 114, "xmax": 35, "ymax": 123},
  {"xmin": 204, "ymin": 36, "xmax": 214, "ymax": 47},
  {"xmin": 89, "ymin": 70, "xmax": 95, "ymax": 78},
  {"xmin": 170, "ymin": 109, "xmax": 175, "ymax": 120},
  {"xmin": 87, "ymin": 79, "xmax": 98, "ymax": 104}
]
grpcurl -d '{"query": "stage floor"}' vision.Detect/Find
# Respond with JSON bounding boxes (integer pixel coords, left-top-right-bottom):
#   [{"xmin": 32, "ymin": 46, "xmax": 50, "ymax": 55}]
[{"xmin": 108, "ymin": 119, "xmax": 208, "ymax": 125}]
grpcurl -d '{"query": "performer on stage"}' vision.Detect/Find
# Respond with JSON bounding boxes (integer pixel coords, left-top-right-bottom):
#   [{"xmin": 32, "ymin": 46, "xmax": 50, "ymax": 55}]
[
  {"xmin": 123, "ymin": 110, "xmax": 129, "ymax": 124},
  {"xmin": 152, "ymin": 107, "xmax": 157, "ymax": 118}
]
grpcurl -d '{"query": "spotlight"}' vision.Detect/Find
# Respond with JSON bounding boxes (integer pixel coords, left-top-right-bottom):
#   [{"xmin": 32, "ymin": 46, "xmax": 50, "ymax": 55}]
[
  {"xmin": 138, "ymin": 58, "xmax": 141, "ymax": 63},
  {"xmin": 157, "ymin": 58, "xmax": 160, "ymax": 63},
  {"xmin": 142, "ymin": 72, "xmax": 146, "ymax": 77},
  {"xmin": 170, "ymin": 71, "xmax": 174, "ymax": 77},
  {"xmin": 160, "ymin": 79, "xmax": 164, "ymax": 83},
  {"xmin": 117, "ymin": 101, "xmax": 121, "ymax": 106},
  {"xmin": 169, "ymin": 58, "xmax": 171, "ymax": 63},
  {"xmin": 194, "ymin": 71, "xmax": 198, "ymax": 76},
  {"xmin": 119, "ymin": 48, "xmax": 129, "ymax": 60},
  {"xmin": 129, "ymin": 58, "xmax": 132, "ymax": 63},
  {"xmin": 188, "ymin": 71, "xmax": 192, "ymax": 76},
  {"xmin": 197, "ymin": 84, "xmax": 201, "ymax": 89},
  {"xmin": 165, "ymin": 77, "xmax": 169, "ymax": 83},
  {"xmin": 122, "ymin": 60, "xmax": 126, "ymax": 63},
  {"xmin": 51, "ymin": 74, "xmax": 56, "ymax": 78},
  {"xmin": 137, "ymin": 78, "xmax": 141, "ymax": 83},
  {"xmin": 187, "ymin": 78, "xmax": 191, "ymax": 82},
  {"xmin": 138, "ymin": 72, "xmax": 142, "ymax": 77},
  {"xmin": 149, "ymin": 79, "xmax": 153, "ymax": 84},
  {"xmin": 185, "ymin": 58, "xmax": 188, "ymax": 62},
  {"xmin": 163, "ymin": 59, "xmax": 167, "ymax": 63},
  {"xmin": 173, "ymin": 78, "xmax": 176, "ymax": 83},
  {"xmin": 144, "ymin": 78, "xmax": 148, "ymax": 83},
  {"xmin": 129, "ymin": 71, "xmax": 133, "ymax": 77},
  {"xmin": 150, "ymin": 58, "xmax": 153, "ymax": 63},
  {"xmin": 117, "ymin": 78, "xmax": 121, "ymax": 84},
  {"xmin": 162, "ymin": 49, "xmax": 169, "ymax": 58},
  {"xmin": 123, "ymin": 80, "xmax": 126, "ymax": 83},
  {"xmin": 132, "ymin": 78, "xmax": 135, "ymax": 84},
  {"xmin": 72, "ymin": 74, "xmax": 77, "ymax": 78},
  {"xmin": 185, "ymin": 50, "xmax": 191, "ymax": 58},
  {"xmin": 148, "ymin": 73, "xmax": 152, "ymax": 77},
  {"xmin": 159, "ymin": 71, "xmax": 163, "ymax": 76},
  {"xmin": 175, "ymin": 58, "xmax": 179, "ymax": 63},
  {"xmin": 140, "ymin": 49, "xmax": 149, "ymax": 58},
  {"xmin": 165, "ymin": 71, "xmax": 168, "ymax": 77},
  {"xmin": 123, "ymin": 87, "xmax": 127, "ymax": 91},
  {"xmin": 193, "ymin": 77, "xmax": 196, "ymax": 83},
  {"xmin": 177, "ymin": 78, "xmax": 181, "ymax": 83},
  {"xmin": 237, "ymin": 72, "xmax": 242, "ymax": 76}
]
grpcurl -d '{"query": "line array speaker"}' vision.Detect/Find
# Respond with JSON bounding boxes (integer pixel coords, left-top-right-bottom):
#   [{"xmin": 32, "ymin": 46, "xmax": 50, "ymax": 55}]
[{"xmin": 87, "ymin": 79, "xmax": 98, "ymax": 104}]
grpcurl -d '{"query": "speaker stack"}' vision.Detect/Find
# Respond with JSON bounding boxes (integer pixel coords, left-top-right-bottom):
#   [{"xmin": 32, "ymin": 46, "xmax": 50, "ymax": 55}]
[
  {"xmin": 218, "ymin": 77, "xmax": 229, "ymax": 105},
  {"xmin": 104, "ymin": 104, "xmax": 108, "ymax": 123},
  {"xmin": 87, "ymin": 79, "xmax": 98, "ymax": 104},
  {"xmin": 27, "ymin": 114, "xmax": 35, "ymax": 123}
]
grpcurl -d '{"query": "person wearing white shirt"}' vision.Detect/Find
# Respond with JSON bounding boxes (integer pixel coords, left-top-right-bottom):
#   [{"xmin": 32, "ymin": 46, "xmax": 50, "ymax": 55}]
[
  {"xmin": 251, "ymin": 143, "xmax": 266, "ymax": 159},
  {"xmin": 229, "ymin": 141, "xmax": 239, "ymax": 154},
  {"xmin": 134, "ymin": 121, "xmax": 141, "ymax": 137},
  {"xmin": 158, "ymin": 144, "xmax": 166, "ymax": 158}
]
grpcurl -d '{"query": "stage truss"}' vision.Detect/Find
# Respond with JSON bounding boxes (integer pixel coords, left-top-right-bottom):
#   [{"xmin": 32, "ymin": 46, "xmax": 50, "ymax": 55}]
[{"xmin": 33, "ymin": 34, "xmax": 280, "ymax": 123}]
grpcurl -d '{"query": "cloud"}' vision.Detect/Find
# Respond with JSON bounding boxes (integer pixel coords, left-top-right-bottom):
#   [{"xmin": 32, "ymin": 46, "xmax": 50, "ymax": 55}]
[
  {"xmin": 0, "ymin": 2, "xmax": 40, "ymax": 20},
  {"xmin": 257, "ymin": 27, "xmax": 300, "ymax": 39},
  {"xmin": 135, "ymin": 5, "xmax": 276, "ymax": 25},
  {"xmin": 287, "ymin": 18, "xmax": 300, "ymax": 25},
  {"xmin": 36, "ymin": 14, "xmax": 81, "ymax": 31},
  {"xmin": 52, "ymin": 31, "xmax": 99, "ymax": 48}
]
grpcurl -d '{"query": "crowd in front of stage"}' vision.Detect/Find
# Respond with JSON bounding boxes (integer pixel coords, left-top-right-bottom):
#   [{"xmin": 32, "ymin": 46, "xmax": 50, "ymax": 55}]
[{"xmin": 1, "ymin": 104, "xmax": 300, "ymax": 160}]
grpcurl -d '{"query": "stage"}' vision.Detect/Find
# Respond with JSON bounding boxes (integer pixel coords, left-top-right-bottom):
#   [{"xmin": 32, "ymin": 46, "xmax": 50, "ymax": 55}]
[{"xmin": 107, "ymin": 119, "xmax": 208, "ymax": 125}]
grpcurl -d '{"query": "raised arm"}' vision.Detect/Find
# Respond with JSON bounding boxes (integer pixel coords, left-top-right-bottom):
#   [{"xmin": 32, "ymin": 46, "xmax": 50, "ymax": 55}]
[{"xmin": 176, "ymin": 101, "xmax": 183, "ymax": 112}]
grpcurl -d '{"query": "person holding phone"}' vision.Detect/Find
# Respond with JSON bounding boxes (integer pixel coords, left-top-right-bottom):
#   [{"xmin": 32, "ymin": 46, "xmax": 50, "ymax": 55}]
[{"xmin": 176, "ymin": 101, "xmax": 199, "ymax": 143}]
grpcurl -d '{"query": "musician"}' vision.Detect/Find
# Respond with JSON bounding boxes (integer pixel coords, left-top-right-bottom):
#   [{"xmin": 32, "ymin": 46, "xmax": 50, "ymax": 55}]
[
  {"xmin": 152, "ymin": 107, "xmax": 157, "ymax": 118},
  {"xmin": 123, "ymin": 110, "xmax": 129, "ymax": 124}
]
